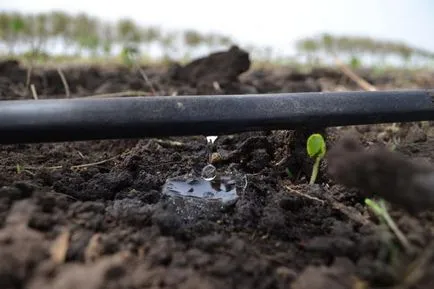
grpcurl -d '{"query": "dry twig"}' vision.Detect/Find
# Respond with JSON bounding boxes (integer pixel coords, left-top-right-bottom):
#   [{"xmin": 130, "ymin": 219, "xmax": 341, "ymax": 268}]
[
  {"xmin": 25, "ymin": 66, "xmax": 32, "ymax": 88},
  {"xmin": 57, "ymin": 67, "xmax": 70, "ymax": 98},
  {"xmin": 70, "ymin": 153, "xmax": 122, "ymax": 170},
  {"xmin": 136, "ymin": 65, "xmax": 157, "ymax": 95},
  {"xmin": 284, "ymin": 185, "xmax": 325, "ymax": 204},
  {"xmin": 334, "ymin": 57, "xmax": 377, "ymax": 91},
  {"xmin": 30, "ymin": 84, "xmax": 38, "ymax": 100},
  {"xmin": 3, "ymin": 150, "xmax": 131, "ymax": 173},
  {"xmin": 327, "ymin": 197, "xmax": 371, "ymax": 226}
]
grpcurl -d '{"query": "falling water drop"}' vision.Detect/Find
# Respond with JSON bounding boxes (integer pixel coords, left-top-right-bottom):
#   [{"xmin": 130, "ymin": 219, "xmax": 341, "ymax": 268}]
[
  {"xmin": 205, "ymin": 136, "xmax": 218, "ymax": 164},
  {"xmin": 206, "ymin": 136, "xmax": 218, "ymax": 144}
]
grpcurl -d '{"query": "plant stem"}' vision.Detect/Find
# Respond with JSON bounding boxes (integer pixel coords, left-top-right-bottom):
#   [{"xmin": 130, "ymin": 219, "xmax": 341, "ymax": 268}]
[
  {"xmin": 379, "ymin": 200, "xmax": 413, "ymax": 253},
  {"xmin": 309, "ymin": 157, "xmax": 321, "ymax": 184}
]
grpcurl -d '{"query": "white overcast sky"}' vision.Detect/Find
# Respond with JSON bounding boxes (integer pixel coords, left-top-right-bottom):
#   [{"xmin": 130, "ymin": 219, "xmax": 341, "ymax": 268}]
[{"xmin": 1, "ymin": 0, "xmax": 433, "ymax": 54}]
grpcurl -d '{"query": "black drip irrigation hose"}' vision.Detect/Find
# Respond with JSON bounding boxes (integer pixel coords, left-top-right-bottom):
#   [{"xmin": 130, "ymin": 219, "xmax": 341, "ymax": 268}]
[{"xmin": 0, "ymin": 89, "xmax": 433, "ymax": 144}]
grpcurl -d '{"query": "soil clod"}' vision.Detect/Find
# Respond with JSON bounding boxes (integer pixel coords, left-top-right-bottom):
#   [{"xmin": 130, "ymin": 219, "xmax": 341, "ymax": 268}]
[
  {"xmin": 326, "ymin": 135, "xmax": 434, "ymax": 213},
  {"xmin": 169, "ymin": 45, "xmax": 251, "ymax": 94}
]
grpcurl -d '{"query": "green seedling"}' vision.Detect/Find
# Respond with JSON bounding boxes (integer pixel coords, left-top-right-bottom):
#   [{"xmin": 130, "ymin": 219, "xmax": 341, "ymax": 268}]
[
  {"xmin": 286, "ymin": 168, "xmax": 293, "ymax": 179},
  {"xmin": 365, "ymin": 198, "xmax": 412, "ymax": 253},
  {"xmin": 306, "ymin": 133, "xmax": 326, "ymax": 184}
]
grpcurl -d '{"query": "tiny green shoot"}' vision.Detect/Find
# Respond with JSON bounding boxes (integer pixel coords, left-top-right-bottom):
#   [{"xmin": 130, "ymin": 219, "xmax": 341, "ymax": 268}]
[
  {"xmin": 286, "ymin": 168, "xmax": 293, "ymax": 179},
  {"xmin": 16, "ymin": 164, "xmax": 22, "ymax": 174},
  {"xmin": 365, "ymin": 198, "xmax": 412, "ymax": 253},
  {"xmin": 306, "ymin": 133, "xmax": 326, "ymax": 184}
]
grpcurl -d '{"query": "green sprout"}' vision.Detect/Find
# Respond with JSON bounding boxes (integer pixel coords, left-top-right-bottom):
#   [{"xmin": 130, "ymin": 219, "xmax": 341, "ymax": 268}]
[
  {"xmin": 365, "ymin": 198, "xmax": 412, "ymax": 253},
  {"xmin": 16, "ymin": 164, "xmax": 22, "ymax": 174},
  {"xmin": 306, "ymin": 133, "xmax": 326, "ymax": 184},
  {"xmin": 286, "ymin": 168, "xmax": 293, "ymax": 179}
]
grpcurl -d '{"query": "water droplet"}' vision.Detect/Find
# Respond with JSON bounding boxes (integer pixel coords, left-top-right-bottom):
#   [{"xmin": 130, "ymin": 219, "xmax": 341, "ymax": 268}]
[
  {"xmin": 206, "ymin": 136, "xmax": 218, "ymax": 144},
  {"xmin": 201, "ymin": 164, "xmax": 217, "ymax": 181}
]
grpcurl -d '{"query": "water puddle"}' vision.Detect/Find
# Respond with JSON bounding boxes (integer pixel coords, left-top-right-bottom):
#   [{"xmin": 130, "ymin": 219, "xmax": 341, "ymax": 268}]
[
  {"xmin": 162, "ymin": 173, "xmax": 244, "ymax": 206},
  {"xmin": 161, "ymin": 135, "xmax": 247, "ymax": 207}
]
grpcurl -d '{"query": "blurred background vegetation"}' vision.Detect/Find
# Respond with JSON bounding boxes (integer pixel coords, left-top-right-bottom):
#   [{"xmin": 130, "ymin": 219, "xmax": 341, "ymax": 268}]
[{"xmin": 1, "ymin": 10, "xmax": 433, "ymax": 70}]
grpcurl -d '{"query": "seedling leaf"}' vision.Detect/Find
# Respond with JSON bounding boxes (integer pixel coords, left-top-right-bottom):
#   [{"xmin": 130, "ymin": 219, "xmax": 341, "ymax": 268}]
[
  {"xmin": 306, "ymin": 133, "xmax": 326, "ymax": 185},
  {"xmin": 307, "ymin": 134, "xmax": 326, "ymax": 159},
  {"xmin": 365, "ymin": 198, "xmax": 383, "ymax": 215}
]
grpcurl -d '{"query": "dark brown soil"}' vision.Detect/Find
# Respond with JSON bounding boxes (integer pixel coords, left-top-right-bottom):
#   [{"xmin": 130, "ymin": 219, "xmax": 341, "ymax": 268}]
[{"xmin": 1, "ymin": 48, "xmax": 434, "ymax": 289}]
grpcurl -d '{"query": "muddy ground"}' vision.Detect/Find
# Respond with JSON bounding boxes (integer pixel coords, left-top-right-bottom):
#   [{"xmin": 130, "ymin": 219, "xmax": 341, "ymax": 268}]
[{"xmin": 1, "ymin": 46, "xmax": 434, "ymax": 289}]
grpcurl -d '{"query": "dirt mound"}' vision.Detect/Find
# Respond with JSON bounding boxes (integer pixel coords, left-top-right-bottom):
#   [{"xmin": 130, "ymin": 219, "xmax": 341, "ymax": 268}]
[
  {"xmin": 168, "ymin": 45, "xmax": 251, "ymax": 94},
  {"xmin": 0, "ymin": 59, "xmax": 20, "ymax": 73},
  {"xmin": 169, "ymin": 45, "xmax": 250, "ymax": 85}
]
